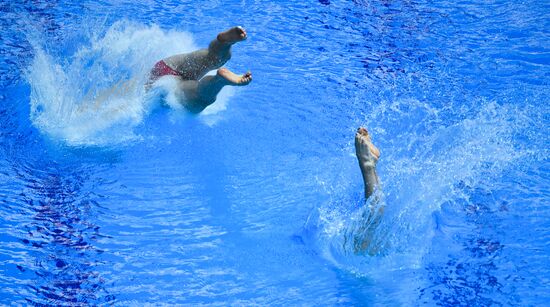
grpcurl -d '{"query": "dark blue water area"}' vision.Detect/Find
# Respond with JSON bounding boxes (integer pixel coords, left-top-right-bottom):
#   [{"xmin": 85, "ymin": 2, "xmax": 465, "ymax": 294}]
[{"xmin": 1, "ymin": 0, "xmax": 549, "ymax": 305}]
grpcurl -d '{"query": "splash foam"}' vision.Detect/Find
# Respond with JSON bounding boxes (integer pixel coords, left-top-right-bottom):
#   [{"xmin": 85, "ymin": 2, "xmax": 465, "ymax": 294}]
[{"xmin": 26, "ymin": 21, "xmax": 233, "ymax": 146}]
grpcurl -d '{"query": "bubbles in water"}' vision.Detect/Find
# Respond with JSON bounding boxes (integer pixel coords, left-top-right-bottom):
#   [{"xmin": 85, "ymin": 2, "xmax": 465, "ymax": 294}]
[{"xmin": 26, "ymin": 20, "xmax": 234, "ymax": 146}]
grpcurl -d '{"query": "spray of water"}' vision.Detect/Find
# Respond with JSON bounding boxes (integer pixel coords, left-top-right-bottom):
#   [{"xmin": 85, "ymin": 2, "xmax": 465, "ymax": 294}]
[
  {"xmin": 26, "ymin": 20, "xmax": 233, "ymax": 146},
  {"xmin": 308, "ymin": 99, "xmax": 526, "ymax": 282}
]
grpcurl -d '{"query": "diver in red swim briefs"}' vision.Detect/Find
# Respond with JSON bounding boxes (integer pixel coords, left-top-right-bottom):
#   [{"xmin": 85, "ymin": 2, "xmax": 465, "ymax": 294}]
[{"xmin": 148, "ymin": 26, "xmax": 252, "ymax": 113}]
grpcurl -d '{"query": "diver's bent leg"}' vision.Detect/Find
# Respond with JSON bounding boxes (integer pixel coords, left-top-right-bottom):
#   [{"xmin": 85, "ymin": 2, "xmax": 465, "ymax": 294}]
[
  {"xmin": 197, "ymin": 75, "xmax": 224, "ymax": 104},
  {"xmin": 178, "ymin": 80, "xmax": 206, "ymax": 113},
  {"xmin": 179, "ymin": 79, "xmax": 219, "ymax": 113},
  {"xmin": 181, "ymin": 68, "xmax": 252, "ymax": 113}
]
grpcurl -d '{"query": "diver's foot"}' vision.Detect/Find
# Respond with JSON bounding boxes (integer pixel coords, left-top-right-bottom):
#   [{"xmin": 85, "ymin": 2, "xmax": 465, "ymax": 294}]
[
  {"xmin": 355, "ymin": 127, "xmax": 380, "ymax": 168},
  {"xmin": 217, "ymin": 68, "xmax": 252, "ymax": 86},
  {"xmin": 217, "ymin": 26, "xmax": 247, "ymax": 44}
]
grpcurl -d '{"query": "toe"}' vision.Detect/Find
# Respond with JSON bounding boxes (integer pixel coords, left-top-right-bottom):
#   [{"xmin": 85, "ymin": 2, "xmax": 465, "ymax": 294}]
[{"xmin": 236, "ymin": 26, "xmax": 247, "ymax": 38}]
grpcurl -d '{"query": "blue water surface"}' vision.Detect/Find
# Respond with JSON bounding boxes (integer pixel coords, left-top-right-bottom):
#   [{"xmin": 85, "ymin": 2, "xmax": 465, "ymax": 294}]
[{"xmin": 0, "ymin": 0, "xmax": 549, "ymax": 305}]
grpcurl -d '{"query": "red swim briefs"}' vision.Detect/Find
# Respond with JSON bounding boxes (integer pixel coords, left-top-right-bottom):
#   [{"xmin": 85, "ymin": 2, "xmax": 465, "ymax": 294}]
[{"xmin": 149, "ymin": 60, "xmax": 181, "ymax": 82}]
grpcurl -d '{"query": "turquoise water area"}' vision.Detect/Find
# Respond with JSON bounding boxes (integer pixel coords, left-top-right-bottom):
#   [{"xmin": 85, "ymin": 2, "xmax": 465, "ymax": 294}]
[{"xmin": 0, "ymin": 0, "xmax": 549, "ymax": 305}]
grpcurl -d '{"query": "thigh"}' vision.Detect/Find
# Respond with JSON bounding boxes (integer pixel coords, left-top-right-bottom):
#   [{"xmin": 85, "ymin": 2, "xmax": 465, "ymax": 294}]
[{"xmin": 164, "ymin": 49, "xmax": 210, "ymax": 80}]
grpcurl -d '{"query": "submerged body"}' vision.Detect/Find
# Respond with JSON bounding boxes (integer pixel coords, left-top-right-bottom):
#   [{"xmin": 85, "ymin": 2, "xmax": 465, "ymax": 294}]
[{"xmin": 148, "ymin": 26, "xmax": 252, "ymax": 113}]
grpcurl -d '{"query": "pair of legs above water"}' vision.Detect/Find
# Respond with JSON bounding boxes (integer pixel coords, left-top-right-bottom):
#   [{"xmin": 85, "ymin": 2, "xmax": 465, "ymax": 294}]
[{"xmin": 148, "ymin": 26, "xmax": 252, "ymax": 113}]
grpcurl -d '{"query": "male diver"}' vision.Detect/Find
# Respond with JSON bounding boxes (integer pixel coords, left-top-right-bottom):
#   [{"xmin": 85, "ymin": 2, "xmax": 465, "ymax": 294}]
[{"xmin": 148, "ymin": 26, "xmax": 252, "ymax": 113}]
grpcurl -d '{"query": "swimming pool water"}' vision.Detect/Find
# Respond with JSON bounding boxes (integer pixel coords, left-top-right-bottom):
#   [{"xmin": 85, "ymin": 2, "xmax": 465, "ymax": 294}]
[{"xmin": 0, "ymin": 0, "xmax": 549, "ymax": 305}]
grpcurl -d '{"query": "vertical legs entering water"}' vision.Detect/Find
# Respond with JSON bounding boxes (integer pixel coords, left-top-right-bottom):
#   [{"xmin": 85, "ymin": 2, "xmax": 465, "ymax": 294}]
[{"xmin": 354, "ymin": 127, "xmax": 384, "ymax": 254}]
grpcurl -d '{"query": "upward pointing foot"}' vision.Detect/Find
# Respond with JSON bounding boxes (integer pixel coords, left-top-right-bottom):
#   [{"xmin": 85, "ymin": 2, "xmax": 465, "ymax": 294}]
[
  {"xmin": 217, "ymin": 26, "xmax": 248, "ymax": 44},
  {"xmin": 217, "ymin": 68, "xmax": 252, "ymax": 86},
  {"xmin": 355, "ymin": 127, "xmax": 380, "ymax": 168}
]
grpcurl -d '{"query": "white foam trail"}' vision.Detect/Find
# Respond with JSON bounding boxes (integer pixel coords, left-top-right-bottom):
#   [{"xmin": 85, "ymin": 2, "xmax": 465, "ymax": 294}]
[{"xmin": 26, "ymin": 21, "xmax": 233, "ymax": 146}]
